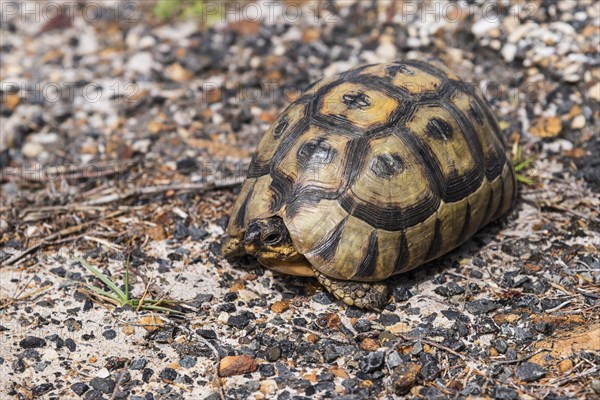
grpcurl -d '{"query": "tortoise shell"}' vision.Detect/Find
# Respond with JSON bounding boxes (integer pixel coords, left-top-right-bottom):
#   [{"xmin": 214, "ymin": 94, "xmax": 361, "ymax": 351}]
[{"xmin": 226, "ymin": 60, "xmax": 516, "ymax": 282}]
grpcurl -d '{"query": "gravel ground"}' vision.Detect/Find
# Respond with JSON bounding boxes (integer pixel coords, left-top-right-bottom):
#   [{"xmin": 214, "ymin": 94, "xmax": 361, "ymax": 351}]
[{"xmin": 1, "ymin": 1, "xmax": 599, "ymax": 399}]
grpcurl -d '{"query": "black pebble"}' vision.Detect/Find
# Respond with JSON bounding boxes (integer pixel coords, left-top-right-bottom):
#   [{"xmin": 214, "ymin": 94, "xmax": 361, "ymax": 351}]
[
  {"xmin": 65, "ymin": 338, "xmax": 77, "ymax": 352},
  {"xmin": 515, "ymin": 362, "xmax": 547, "ymax": 382},
  {"xmin": 359, "ymin": 351, "xmax": 384, "ymax": 373},
  {"xmin": 102, "ymin": 330, "xmax": 117, "ymax": 340},
  {"xmin": 159, "ymin": 367, "xmax": 178, "ymax": 382},
  {"xmin": 265, "ymin": 346, "xmax": 281, "ymax": 362},
  {"xmin": 142, "ymin": 368, "xmax": 154, "ymax": 383},
  {"xmin": 492, "ymin": 385, "xmax": 519, "ymax": 400},
  {"xmin": 379, "ymin": 313, "xmax": 401, "ymax": 326},
  {"xmin": 176, "ymin": 157, "xmax": 198, "ymax": 173},
  {"xmin": 71, "ymin": 382, "xmax": 89, "ymax": 396},
  {"xmin": 227, "ymin": 312, "xmax": 254, "ymax": 329},
  {"xmin": 90, "ymin": 377, "xmax": 115, "ymax": 394},
  {"xmin": 83, "ymin": 389, "xmax": 105, "ymax": 400},
  {"xmin": 196, "ymin": 329, "xmax": 217, "ymax": 339},
  {"xmin": 312, "ymin": 292, "xmax": 333, "ymax": 305},
  {"xmin": 353, "ymin": 319, "xmax": 371, "ymax": 332},
  {"xmin": 19, "ymin": 336, "xmax": 46, "ymax": 349},
  {"xmin": 130, "ymin": 358, "xmax": 147, "ymax": 370},
  {"xmin": 466, "ymin": 299, "xmax": 499, "ymax": 314},
  {"xmin": 32, "ymin": 383, "xmax": 53, "ymax": 396},
  {"xmin": 259, "ymin": 363, "xmax": 275, "ymax": 377}
]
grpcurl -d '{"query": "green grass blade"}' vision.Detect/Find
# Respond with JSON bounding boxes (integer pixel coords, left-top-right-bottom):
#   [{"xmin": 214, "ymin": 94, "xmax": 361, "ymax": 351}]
[
  {"xmin": 77, "ymin": 257, "xmax": 127, "ymax": 301},
  {"xmin": 516, "ymin": 174, "xmax": 535, "ymax": 186},
  {"xmin": 124, "ymin": 258, "xmax": 130, "ymax": 301},
  {"xmin": 141, "ymin": 304, "xmax": 185, "ymax": 314}
]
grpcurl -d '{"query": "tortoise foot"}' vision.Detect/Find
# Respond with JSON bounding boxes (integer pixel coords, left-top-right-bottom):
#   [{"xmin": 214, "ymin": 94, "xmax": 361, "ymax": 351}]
[{"xmin": 312, "ymin": 269, "xmax": 390, "ymax": 310}]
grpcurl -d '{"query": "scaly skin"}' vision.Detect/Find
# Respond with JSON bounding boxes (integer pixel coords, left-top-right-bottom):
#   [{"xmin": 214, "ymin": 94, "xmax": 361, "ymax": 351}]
[{"xmin": 312, "ymin": 268, "xmax": 390, "ymax": 310}]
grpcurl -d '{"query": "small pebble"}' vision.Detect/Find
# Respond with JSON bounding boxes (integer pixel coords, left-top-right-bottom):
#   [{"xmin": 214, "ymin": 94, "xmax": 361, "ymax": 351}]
[
  {"xmin": 71, "ymin": 382, "xmax": 89, "ymax": 396},
  {"xmin": 218, "ymin": 355, "xmax": 258, "ymax": 377},
  {"xmin": 515, "ymin": 362, "xmax": 547, "ymax": 382},
  {"xmin": 19, "ymin": 336, "xmax": 46, "ymax": 349}
]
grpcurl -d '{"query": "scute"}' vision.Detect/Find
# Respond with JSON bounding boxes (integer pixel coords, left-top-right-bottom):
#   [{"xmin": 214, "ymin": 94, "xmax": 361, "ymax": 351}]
[{"xmin": 227, "ymin": 61, "xmax": 516, "ymax": 281}]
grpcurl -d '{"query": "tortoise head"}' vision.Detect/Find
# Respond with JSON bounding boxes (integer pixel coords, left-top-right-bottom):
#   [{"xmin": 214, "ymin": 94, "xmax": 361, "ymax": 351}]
[{"xmin": 222, "ymin": 217, "xmax": 314, "ymax": 277}]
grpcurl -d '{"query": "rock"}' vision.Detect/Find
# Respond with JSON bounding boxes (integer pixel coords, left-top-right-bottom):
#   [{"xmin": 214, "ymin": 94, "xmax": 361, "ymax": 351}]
[
  {"xmin": 102, "ymin": 330, "xmax": 116, "ymax": 340},
  {"xmin": 260, "ymin": 379, "xmax": 278, "ymax": 395},
  {"xmin": 138, "ymin": 315, "xmax": 162, "ymax": 332},
  {"xmin": 515, "ymin": 362, "xmax": 547, "ymax": 382},
  {"xmin": 558, "ymin": 359, "xmax": 573, "ymax": 374},
  {"xmin": 353, "ymin": 319, "xmax": 371, "ymax": 332},
  {"xmin": 571, "ymin": 115, "xmax": 586, "ymax": 129},
  {"xmin": 360, "ymin": 338, "xmax": 379, "ymax": 351},
  {"xmin": 359, "ymin": 351, "xmax": 384, "ymax": 373},
  {"xmin": 127, "ymin": 52, "xmax": 154, "ymax": 75},
  {"xmin": 64, "ymin": 338, "xmax": 76, "ymax": 352},
  {"xmin": 179, "ymin": 355, "xmax": 196, "ymax": 369},
  {"xmin": 530, "ymin": 116, "xmax": 562, "ymax": 138},
  {"xmin": 591, "ymin": 380, "xmax": 600, "ymax": 394},
  {"xmin": 22, "ymin": 142, "xmax": 44, "ymax": 158},
  {"xmin": 96, "ymin": 368, "xmax": 110, "ymax": 379},
  {"xmin": 391, "ymin": 362, "xmax": 421, "ymax": 395},
  {"xmin": 379, "ymin": 313, "xmax": 401, "ymax": 326},
  {"xmin": 32, "ymin": 383, "xmax": 53, "ymax": 396},
  {"xmin": 265, "ymin": 346, "xmax": 281, "ymax": 362},
  {"xmin": 271, "ymin": 300, "xmax": 290, "ymax": 313},
  {"xmin": 130, "ymin": 358, "xmax": 146, "ymax": 370},
  {"xmin": 218, "ymin": 355, "xmax": 258, "ymax": 377},
  {"xmin": 472, "ymin": 17, "xmax": 499, "ymax": 37},
  {"xmin": 502, "ymin": 44, "xmax": 518, "ymax": 62},
  {"xmin": 159, "ymin": 367, "xmax": 178, "ymax": 383},
  {"xmin": 386, "ymin": 351, "xmax": 402, "ymax": 369},
  {"xmin": 227, "ymin": 312, "xmax": 253, "ymax": 329},
  {"xmin": 71, "ymin": 382, "xmax": 89, "ymax": 396},
  {"xmin": 313, "ymin": 292, "xmax": 333, "ymax": 305},
  {"xmin": 466, "ymin": 299, "xmax": 499, "ymax": 314},
  {"xmin": 89, "ymin": 377, "xmax": 115, "ymax": 394},
  {"xmin": 376, "ymin": 38, "xmax": 397, "ymax": 62},
  {"xmin": 588, "ymin": 82, "xmax": 600, "ymax": 102},
  {"xmin": 492, "ymin": 385, "xmax": 518, "ymax": 400},
  {"xmin": 19, "ymin": 336, "xmax": 46, "ymax": 349}
]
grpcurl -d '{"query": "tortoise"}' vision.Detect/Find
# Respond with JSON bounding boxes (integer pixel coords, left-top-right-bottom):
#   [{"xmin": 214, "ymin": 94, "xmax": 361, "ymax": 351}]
[{"xmin": 222, "ymin": 60, "xmax": 516, "ymax": 309}]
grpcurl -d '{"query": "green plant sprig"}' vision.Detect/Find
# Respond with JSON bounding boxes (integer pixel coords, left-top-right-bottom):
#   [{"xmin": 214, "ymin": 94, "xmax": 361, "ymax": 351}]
[{"xmin": 76, "ymin": 257, "xmax": 184, "ymax": 315}]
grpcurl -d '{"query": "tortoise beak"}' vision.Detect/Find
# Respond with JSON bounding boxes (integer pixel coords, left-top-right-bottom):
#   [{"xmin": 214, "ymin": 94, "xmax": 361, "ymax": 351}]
[
  {"xmin": 221, "ymin": 235, "xmax": 246, "ymax": 259},
  {"xmin": 244, "ymin": 221, "xmax": 262, "ymax": 246}
]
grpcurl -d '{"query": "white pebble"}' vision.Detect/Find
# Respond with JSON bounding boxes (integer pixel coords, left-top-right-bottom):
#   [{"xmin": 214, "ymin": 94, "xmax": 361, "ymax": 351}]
[
  {"xmin": 127, "ymin": 52, "xmax": 154, "ymax": 75},
  {"xmin": 96, "ymin": 368, "xmax": 110, "ymax": 379},
  {"xmin": 471, "ymin": 17, "xmax": 499, "ymax": 37},
  {"xmin": 571, "ymin": 115, "xmax": 585, "ymax": 129},
  {"xmin": 22, "ymin": 142, "xmax": 44, "ymax": 158},
  {"xmin": 502, "ymin": 44, "xmax": 518, "ymax": 62}
]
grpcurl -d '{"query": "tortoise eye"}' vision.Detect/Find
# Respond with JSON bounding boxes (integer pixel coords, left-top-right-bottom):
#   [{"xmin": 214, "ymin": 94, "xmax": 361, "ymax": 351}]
[{"xmin": 264, "ymin": 232, "xmax": 281, "ymax": 245}]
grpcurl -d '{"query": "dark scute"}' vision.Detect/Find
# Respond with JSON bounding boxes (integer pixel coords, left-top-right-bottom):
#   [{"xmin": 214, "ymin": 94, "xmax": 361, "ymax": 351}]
[
  {"xmin": 386, "ymin": 63, "xmax": 415, "ymax": 77},
  {"xmin": 297, "ymin": 137, "xmax": 336, "ymax": 167},
  {"xmin": 310, "ymin": 217, "xmax": 348, "ymax": 261},
  {"xmin": 425, "ymin": 117, "xmax": 453, "ymax": 141},
  {"xmin": 354, "ymin": 231, "xmax": 379, "ymax": 278},
  {"xmin": 392, "ymin": 233, "xmax": 410, "ymax": 274},
  {"xmin": 341, "ymin": 91, "xmax": 371, "ymax": 109},
  {"xmin": 425, "ymin": 218, "xmax": 443, "ymax": 260},
  {"xmin": 273, "ymin": 116, "xmax": 289, "ymax": 139},
  {"xmin": 370, "ymin": 153, "xmax": 404, "ymax": 178},
  {"xmin": 338, "ymin": 190, "xmax": 440, "ymax": 231},
  {"xmin": 457, "ymin": 202, "xmax": 472, "ymax": 244},
  {"xmin": 234, "ymin": 184, "xmax": 254, "ymax": 229},
  {"xmin": 468, "ymin": 99, "xmax": 485, "ymax": 125}
]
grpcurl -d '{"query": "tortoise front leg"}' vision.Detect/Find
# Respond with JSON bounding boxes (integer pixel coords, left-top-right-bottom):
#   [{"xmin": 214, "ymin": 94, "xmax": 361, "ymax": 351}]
[{"xmin": 312, "ymin": 268, "xmax": 390, "ymax": 310}]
